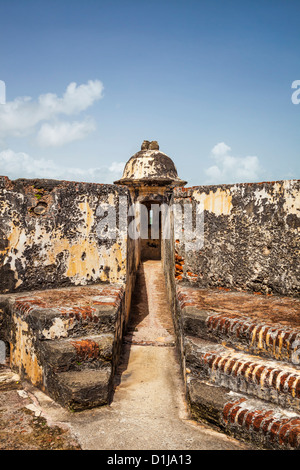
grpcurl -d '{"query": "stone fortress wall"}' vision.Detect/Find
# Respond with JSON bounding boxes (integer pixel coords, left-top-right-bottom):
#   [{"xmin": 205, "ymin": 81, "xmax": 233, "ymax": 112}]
[
  {"xmin": 0, "ymin": 142, "xmax": 299, "ymax": 447},
  {"xmin": 0, "ymin": 176, "xmax": 129, "ymax": 293},
  {"xmin": 1, "ymin": 175, "xmax": 299, "ymax": 300},
  {"xmin": 173, "ymin": 180, "xmax": 300, "ymax": 297}
]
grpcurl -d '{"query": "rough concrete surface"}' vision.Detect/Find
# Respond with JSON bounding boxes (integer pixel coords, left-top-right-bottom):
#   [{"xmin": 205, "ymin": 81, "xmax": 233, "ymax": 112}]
[
  {"xmin": 51, "ymin": 343, "xmax": 252, "ymax": 450},
  {"xmin": 0, "ymin": 366, "xmax": 80, "ymax": 450},
  {"xmin": 18, "ymin": 336, "xmax": 252, "ymax": 450}
]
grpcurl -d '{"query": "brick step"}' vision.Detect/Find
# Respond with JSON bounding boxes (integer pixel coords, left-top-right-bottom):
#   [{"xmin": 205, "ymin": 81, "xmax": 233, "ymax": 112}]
[
  {"xmin": 45, "ymin": 366, "xmax": 112, "ymax": 411},
  {"xmin": 185, "ymin": 336, "xmax": 300, "ymax": 414},
  {"xmin": 188, "ymin": 378, "xmax": 300, "ymax": 450},
  {"xmin": 39, "ymin": 333, "xmax": 115, "ymax": 372},
  {"xmin": 182, "ymin": 308, "xmax": 300, "ymax": 366}
]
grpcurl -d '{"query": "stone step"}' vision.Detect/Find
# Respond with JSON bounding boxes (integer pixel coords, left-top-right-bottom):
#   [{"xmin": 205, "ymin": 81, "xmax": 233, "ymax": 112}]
[
  {"xmin": 181, "ymin": 306, "xmax": 300, "ymax": 367},
  {"xmin": 39, "ymin": 333, "xmax": 115, "ymax": 372},
  {"xmin": 3, "ymin": 284, "xmax": 124, "ymax": 340},
  {"xmin": 0, "ymin": 285, "xmax": 125, "ymax": 410},
  {"xmin": 185, "ymin": 336, "xmax": 300, "ymax": 414},
  {"xmin": 188, "ymin": 378, "xmax": 300, "ymax": 450},
  {"xmin": 45, "ymin": 366, "xmax": 112, "ymax": 411},
  {"xmin": 27, "ymin": 305, "xmax": 119, "ymax": 339}
]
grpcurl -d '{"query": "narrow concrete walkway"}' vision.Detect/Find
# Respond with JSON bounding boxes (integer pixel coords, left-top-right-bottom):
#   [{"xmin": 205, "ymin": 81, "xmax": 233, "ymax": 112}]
[{"xmin": 27, "ymin": 261, "xmax": 253, "ymax": 450}]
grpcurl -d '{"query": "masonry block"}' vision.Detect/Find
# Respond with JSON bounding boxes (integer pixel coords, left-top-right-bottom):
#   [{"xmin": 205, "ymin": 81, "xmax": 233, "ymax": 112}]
[{"xmin": 0, "ymin": 284, "xmax": 125, "ymax": 410}]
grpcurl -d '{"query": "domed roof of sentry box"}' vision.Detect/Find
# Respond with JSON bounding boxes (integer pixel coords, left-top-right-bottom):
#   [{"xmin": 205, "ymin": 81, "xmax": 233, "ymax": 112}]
[{"xmin": 114, "ymin": 141, "xmax": 187, "ymax": 187}]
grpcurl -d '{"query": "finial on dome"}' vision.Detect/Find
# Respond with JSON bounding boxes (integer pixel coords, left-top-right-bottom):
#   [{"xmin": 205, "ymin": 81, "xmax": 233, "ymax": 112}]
[
  {"xmin": 141, "ymin": 140, "xmax": 150, "ymax": 150},
  {"xmin": 141, "ymin": 140, "xmax": 159, "ymax": 151},
  {"xmin": 149, "ymin": 141, "xmax": 159, "ymax": 150}
]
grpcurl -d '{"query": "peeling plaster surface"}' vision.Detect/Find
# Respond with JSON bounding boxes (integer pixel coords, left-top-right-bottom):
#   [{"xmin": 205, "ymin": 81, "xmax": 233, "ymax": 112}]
[
  {"xmin": 0, "ymin": 177, "xmax": 129, "ymax": 293},
  {"xmin": 42, "ymin": 318, "xmax": 69, "ymax": 340},
  {"xmin": 174, "ymin": 180, "xmax": 300, "ymax": 296},
  {"xmin": 10, "ymin": 314, "xmax": 44, "ymax": 387},
  {"xmin": 192, "ymin": 187, "xmax": 233, "ymax": 216}
]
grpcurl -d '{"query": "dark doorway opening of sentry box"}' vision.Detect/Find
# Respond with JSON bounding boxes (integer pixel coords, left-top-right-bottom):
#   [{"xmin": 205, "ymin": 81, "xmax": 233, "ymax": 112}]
[{"xmin": 141, "ymin": 202, "xmax": 161, "ymax": 260}]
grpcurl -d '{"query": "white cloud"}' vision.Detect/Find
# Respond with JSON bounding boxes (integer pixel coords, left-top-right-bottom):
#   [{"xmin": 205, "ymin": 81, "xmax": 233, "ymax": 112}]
[
  {"xmin": 37, "ymin": 80, "xmax": 104, "ymax": 116},
  {"xmin": 0, "ymin": 80, "xmax": 103, "ymax": 141},
  {"xmin": 109, "ymin": 161, "xmax": 125, "ymax": 173},
  {"xmin": 211, "ymin": 142, "xmax": 231, "ymax": 157},
  {"xmin": 36, "ymin": 119, "xmax": 96, "ymax": 147},
  {"xmin": 0, "ymin": 149, "xmax": 58, "ymax": 179},
  {"xmin": 204, "ymin": 142, "xmax": 263, "ymax": 184},
  {"xmin": 0, "ymin": 81, "xmax": 126, "ymax": 184},
  {"xmin": 0, "ymin": 149, "xmax": 124, "ymax": 184}
]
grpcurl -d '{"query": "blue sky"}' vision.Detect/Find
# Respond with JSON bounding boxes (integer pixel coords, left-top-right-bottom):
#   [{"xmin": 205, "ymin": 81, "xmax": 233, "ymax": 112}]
[{"xmin": 0, "ymin": 0, "xmax": 299, "ymax": 186}]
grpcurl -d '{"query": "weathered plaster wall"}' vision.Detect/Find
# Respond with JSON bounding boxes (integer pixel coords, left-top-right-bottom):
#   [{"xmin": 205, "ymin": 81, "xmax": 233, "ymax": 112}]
[
  {"xmin": 174, "ymin": 180, "xmax": 300, "ymax": 297},
  {"xmin": 124, "ymin": 209, "xmax": 140, "ymax": 327},
  {"xmin": 0, "ymin": 176, "xmax": 130, "ymax": 294}
]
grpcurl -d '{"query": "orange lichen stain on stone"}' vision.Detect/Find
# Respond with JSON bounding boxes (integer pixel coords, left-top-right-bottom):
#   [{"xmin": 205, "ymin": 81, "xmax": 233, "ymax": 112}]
[
  {"xmin": 10, "ymin": 315, "xmax": 44, "ymax": 387},
  {"xmin": 70, "ymin": 339, "xmax": 100, "ymax": 360}
]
